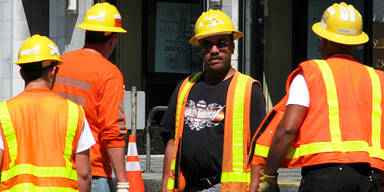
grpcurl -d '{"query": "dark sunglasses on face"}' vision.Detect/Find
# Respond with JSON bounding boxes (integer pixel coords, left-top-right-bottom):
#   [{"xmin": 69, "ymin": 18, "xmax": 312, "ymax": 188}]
[{"xmin": 201, "ymin": 38, "xmax": 230, "ymax": 51}]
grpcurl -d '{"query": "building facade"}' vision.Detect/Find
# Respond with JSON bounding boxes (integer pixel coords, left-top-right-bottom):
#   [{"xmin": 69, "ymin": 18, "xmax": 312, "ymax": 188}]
[{"xmin": 1, "ymin": 0, "xmax": 384, "ymax": 114}]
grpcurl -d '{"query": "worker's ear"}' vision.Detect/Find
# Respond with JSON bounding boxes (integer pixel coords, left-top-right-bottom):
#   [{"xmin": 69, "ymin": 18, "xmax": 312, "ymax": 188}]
[
  {"xmin": 108, "ymin": 33, "xmax": 117, "ymax": 49},
  {"xmin": 49, "ymin": 66, "xmax": 59, "ymax": 89},
  {"xmin": 231, "ymin": 41, "xmax": 235, "ymax": 54},
  {"xmin": 19, "ymin": 68, "xmax": 25, "ymax": 80},
  {"xmin": 51, "ymin": 66, "xmax": 59, "ymax": 77}
]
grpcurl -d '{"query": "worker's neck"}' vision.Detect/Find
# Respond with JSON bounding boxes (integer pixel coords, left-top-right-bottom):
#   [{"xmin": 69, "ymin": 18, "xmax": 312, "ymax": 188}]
[
  {"xmin": 24, "ymin": 80, "xmax": 51, "ymax": 90},
  {"xmin": 321, "ymin": 42, "xmax": 355, "ymax": 59},
  {"xmin": 204, "ymin": 67, "xmax": 234, "ymax": 85},
  {"xmin": 322, "ymin": 51, "xmax": 353, "ymax": 59},
  {"xmin": 83, "ymin": 44, "xmax": 109, "ymax": 58}
]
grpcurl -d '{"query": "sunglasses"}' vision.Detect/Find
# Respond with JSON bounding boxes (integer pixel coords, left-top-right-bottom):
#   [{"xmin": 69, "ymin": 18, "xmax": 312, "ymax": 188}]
[{"xmin": 201, "ymin": 38, "xmax": 230, "ymax": 52}]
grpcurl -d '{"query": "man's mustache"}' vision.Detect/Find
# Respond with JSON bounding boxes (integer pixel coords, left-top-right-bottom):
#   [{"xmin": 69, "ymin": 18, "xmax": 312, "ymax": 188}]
[{"xmin": 208, "ymin": 55, "xmax": 223, "ymax": 61}]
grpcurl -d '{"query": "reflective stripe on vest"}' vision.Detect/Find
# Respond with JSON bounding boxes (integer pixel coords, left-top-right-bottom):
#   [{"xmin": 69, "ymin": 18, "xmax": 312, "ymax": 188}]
[
  {"xmin": 167, "ymin": 72, "xmax": 201, "ymax": 190},
  {"xmin": 174, "ymin": 72, "xmax": 202, "ymax": 142},
  {"xmin": 366, "ymin": 66, "xmax": 383, "ymax": 159},
  {"xmin": 221, "ymin": 73, "xmax": 251, "ymax": 184},
  {"xmin": 167, "ymin": 159, "xmax": 177, "ymax": 190},
  {"xmin": 279, "ymin": 60, "xmax": 384, "ymax": 159},
  {"xmin": 0, "ymin": 100, "xmax": 79, "ymax": 183},
  {"xmin": 2, "ymin": 183, "xmax": 78, "ymax": 192}
]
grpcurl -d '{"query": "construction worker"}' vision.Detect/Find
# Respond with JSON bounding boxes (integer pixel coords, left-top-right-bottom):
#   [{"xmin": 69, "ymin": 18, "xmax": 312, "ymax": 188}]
[
  {"xmin": 161, "ymin": 9, "xmax": 266, "ymax": 192},
  {"xmin": 52, "ymin": 2, "xmax": 129, "ymax": 192},
  {"xmin": 0, "ymin": 35, "xmax": 95, "ymax": 191},
  {"xmin": 252, "ymin": 2, "xmax": 384, "ymax": 192}
]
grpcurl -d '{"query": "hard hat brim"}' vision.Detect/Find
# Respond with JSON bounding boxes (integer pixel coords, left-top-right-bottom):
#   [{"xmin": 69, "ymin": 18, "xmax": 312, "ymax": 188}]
[
  {"xmin": 77, "ymin": 23, "xmax": 127, "ymax": 33},
  {"xmin": 14, "ymin": 57, "xmax": 63, "ymax": 65},
  {"xmin": 189, "ymin": 30, "xmax": 243, "ymax": 45},
  {"xmin": 312, "ymin": 22, "xmax": 369, "ymax": 45}
]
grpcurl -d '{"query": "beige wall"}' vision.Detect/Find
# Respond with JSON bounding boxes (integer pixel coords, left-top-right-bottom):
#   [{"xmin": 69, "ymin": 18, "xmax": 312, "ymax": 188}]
[
  {"xmin": 264, "ymin": 0, "xmax": 293, "ymax": 109},
  {"xmin": 117, "ymin": 1, "xmax": 142, "ymax": 91}
]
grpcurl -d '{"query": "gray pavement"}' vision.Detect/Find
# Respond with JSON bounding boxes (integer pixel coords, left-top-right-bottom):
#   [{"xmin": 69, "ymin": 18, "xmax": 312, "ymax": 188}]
[{"xmin": 139, "ymin": 155, "xmax": 301, "ymax": 192}]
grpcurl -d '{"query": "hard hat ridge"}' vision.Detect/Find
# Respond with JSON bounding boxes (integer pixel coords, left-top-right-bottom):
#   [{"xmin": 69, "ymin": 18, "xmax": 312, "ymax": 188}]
[
  {"xmin": 77, "ymin": 2, "xmax": 127, "ymax": 34},
  {"xmin": 14, "ymin": 34, "xmax": 62, "ymax": 67},
  {"xmin": 312, "ymin": 2, "xmax": 368, "ymax": 45},
  {"xmin": 189, "ymin": 9, "xmax": 242, "ymax": 45}
]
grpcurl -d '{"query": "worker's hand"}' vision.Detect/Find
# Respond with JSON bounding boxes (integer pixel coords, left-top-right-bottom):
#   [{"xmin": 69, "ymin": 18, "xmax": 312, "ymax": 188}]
[
  {"xmin": 116, "ymin": 182, "xmax": 129, "ymax": 192},
  {"xmin": 257, "ymin": 170, "xmax": 279, "ymax": 192}
]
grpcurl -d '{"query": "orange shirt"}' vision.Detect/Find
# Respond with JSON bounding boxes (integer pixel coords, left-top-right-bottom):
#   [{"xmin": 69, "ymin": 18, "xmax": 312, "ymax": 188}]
[
  {"xmin": 0, "ymin": 88, "xmax": 84, "ymax": 190},
  {"xmin": 53, "ymin": 49, "xmax": 127, "ymax": 178}
]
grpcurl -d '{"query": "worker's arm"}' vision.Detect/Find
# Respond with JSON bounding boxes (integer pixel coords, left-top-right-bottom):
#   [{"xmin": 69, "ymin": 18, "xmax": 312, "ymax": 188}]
[
  {"xmin": 107, "ymin": 147, "xmax": 128, "ymax": 182},
  {"xmin": 161, "ymin": 138, "xmax": 175, "ymax": 192},
  {"xmin": 263, "ymin": 104, "xmax": 307, "ymax": 176},
  {"xmin": 99, "ymin": 74, "xmax": 128, "ymax": 182},
  {"xmin": 75, "ymin": 150, "xmax": 91, "ymax": 192},
  {"xmin": 250, "ymin": 165, "xmax": 262, "ymax": 192},
  {"xmin": 159, "ymin": 82, "xmax": 180, "ymax": 192},
  {"xmin": 248, "ymin": 81, "xmax": 266, "ymax": 192},
  {"xmin": 0, "ymin": 149, "xmax": 3, "ymax": 170}
]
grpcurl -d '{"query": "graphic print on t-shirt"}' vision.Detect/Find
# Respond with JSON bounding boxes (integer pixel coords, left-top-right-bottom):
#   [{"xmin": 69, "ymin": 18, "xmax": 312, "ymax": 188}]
[{"xmin": 184, "ymin": 99, "xmax": 225, "ymax": 131}]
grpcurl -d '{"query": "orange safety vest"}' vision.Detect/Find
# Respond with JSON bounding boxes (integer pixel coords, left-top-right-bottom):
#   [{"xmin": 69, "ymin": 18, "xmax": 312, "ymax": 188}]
[
  {"xmin": 252, "ymin": 58, "xmax": 384, "ymax": 170},
  {"xmin": 0, "ymin": 91, "xmax": 85, "ymax": 191},
  {"xmin": 167, "ymin": 70, "xmax": 260, "ymax": 192}
]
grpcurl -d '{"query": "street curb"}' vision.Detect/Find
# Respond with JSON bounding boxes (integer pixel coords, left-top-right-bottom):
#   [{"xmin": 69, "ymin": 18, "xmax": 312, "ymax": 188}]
[
  {"xmin": 112, "ymin": 176, "xmax": 300, "ymax": 191},
  {"xmin": 142, "ymin": 179, "xmax": 300, "ymax": 192}
]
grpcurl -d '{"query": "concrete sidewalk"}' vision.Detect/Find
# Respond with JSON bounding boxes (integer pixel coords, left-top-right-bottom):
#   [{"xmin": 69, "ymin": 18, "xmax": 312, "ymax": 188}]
[{"xmin": 139, "ymin": 155, "xmax": 301, "ymax": 192}]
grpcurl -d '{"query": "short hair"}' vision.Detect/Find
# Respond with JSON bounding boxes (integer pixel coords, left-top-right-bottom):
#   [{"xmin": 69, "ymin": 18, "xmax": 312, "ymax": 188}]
[
  {"xmin": 85, "ymin": 31, "xmax": 114, "ymax": 44},
  {"xmin": 20, "ymin": 62, "xmax": 56, "ymax": 82}
]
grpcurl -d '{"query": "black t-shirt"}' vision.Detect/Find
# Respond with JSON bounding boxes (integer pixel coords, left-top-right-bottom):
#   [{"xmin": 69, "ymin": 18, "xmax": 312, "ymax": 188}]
[{"xmin": 160, "ymin": 75, "xmax": 266, "ymax": 184}]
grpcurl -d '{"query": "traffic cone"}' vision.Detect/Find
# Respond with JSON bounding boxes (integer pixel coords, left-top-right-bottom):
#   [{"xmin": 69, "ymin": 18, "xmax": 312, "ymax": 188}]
[{"xmin": 126, "ymin": 134, "xmax": 145, "ymax": 192}]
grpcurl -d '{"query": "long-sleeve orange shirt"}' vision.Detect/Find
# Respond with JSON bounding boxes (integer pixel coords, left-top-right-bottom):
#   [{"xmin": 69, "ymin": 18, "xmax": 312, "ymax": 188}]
[{"xmin": 53, "ymin": 48, "xmax": 127, "ymax": 178}]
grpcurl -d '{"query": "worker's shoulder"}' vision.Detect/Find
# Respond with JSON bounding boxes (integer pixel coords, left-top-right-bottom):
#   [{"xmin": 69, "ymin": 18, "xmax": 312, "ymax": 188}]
[
  {"xmin": 61, "ymin": 49, "xmax": 122, "ymax": 75},
  {"xmin": 236, "ymin": 72, "xmax": 261, "ymax": 88},
  {"xmin": 297, "ymin": 59, "xmax": 315, "ymax": 67},
  {"xmin": 46, "ymin": 94, "xmax": 85, "ymax": 114},
  {"xmin": 8, "ymin": 90, "xmax": 68, "ymax": 107},
  {"xmin": 62, "ymin": 49, "xmax": 107, "ymax": 64}
]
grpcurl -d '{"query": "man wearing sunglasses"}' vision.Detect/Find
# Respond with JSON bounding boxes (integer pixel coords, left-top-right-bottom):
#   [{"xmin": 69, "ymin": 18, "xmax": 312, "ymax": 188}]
[{"xmin": 161, "ymin": 9, "xmax": 266, "ymax": 192}]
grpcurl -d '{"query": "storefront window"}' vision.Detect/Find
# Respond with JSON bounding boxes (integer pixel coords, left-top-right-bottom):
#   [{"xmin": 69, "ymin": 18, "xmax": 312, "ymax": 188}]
[
  {"xmin": 154, "ymin": 2, "xmax": 201, "ymax": 73},
  {"xmin": 373, "ymin": 0, "xmax": 384, "ymax": 70},
  {"xmin": 143, "ymin": 0, "xmax": 203, "ymax": 112},
  {"xmin": 145, "ymin": 0, "xmax": 202, "ymax": 74}
]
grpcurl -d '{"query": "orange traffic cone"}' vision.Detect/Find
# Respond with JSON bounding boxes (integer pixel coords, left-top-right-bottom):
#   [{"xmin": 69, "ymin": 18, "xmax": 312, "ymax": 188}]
[{"xmin": 126, "ymin": 135, "xmax": 145, "ymax": 192}]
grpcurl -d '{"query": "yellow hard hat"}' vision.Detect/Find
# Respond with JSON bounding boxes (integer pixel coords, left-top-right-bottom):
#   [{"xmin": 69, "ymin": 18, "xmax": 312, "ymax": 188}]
[
  {"xmin": 14, "ymin": 34, "xmax": 62, "ymax": 67},
  {"xmin": 312, "ymin": 2, "xmax": 368, "ymax": 45},
  {"xmin": 77, "ymin": 2, "xmax": 127, "ymax": 33},
  {"xmin": 189, "ymin": 9, "xmax": 242, "ymax": 45}
]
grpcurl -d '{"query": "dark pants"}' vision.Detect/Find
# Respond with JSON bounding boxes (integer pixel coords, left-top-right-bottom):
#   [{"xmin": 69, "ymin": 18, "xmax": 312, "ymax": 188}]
[
  {"xmin": 298, "ymin": 163, "xmax": 381, "ymax": 192},
  {"xmin": 185, "ymin": 175, "xmax": 221, "ymax": 192}
]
